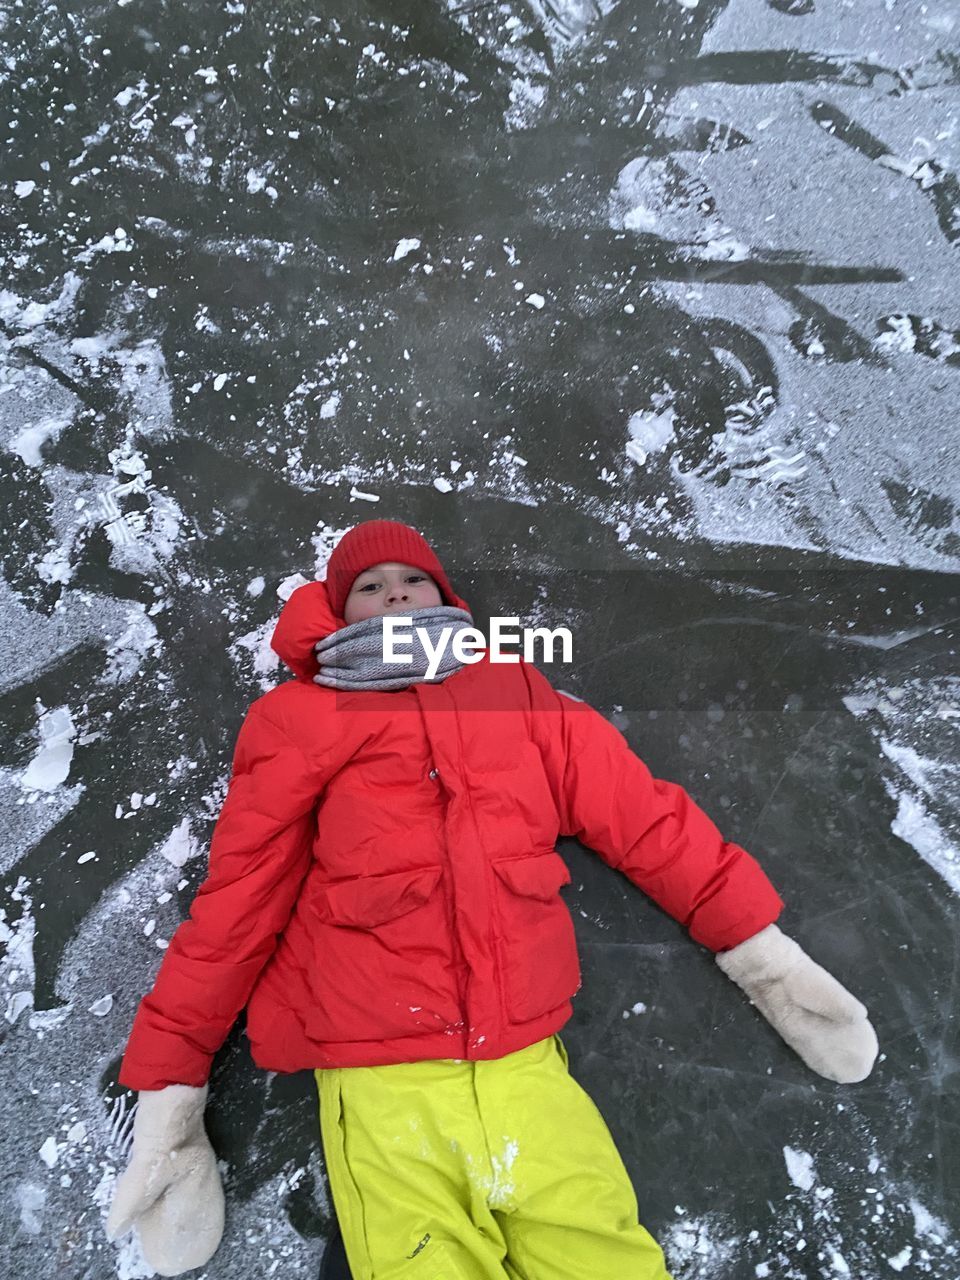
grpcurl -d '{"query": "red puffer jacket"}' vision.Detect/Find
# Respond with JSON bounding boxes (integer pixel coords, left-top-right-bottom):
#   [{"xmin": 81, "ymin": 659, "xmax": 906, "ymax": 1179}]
[{"xmin": 118, "ymin": 580, "xmax": 784, "ymax": 1090}]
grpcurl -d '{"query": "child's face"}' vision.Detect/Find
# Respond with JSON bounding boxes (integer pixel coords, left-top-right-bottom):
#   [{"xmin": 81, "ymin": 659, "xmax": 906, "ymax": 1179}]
[{"xmin": 343, "ymin": 561, "xmax": 443, "ymax": 624}]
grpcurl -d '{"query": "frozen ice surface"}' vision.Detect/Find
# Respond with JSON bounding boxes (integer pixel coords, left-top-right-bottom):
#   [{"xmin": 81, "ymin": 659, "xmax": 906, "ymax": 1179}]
[{"xmin": 1, "ymin": 0, "xmax": 957, "ymax": 1276}]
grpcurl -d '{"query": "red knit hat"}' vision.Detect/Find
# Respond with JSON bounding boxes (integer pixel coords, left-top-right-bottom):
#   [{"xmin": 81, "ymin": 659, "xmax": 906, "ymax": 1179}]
[{"xmin": 324, "ymin": 519, "xmax": 459, "ymax": 620}]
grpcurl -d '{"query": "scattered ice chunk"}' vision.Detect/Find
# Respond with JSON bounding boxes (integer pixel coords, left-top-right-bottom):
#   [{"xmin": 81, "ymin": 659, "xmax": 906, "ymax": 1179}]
[
  {"xmin": 625, "ymin": 405, "xmax": 676, "ymax": 467},
  {"xmin": 17, "ymin": 1184, "xmax": 45, "ymax": 1234},
  {"xmin": 10, "ymin": 411, "xmax": 72, "ymax": 467},
  {"xmin": 246, "ymin": 167, "xmax": 276, "ymax": 197},
  {"xmin": 525, "ymin": 293, "xmax": 545, "ymax": 309},
  {"xmin": 88, "ymin": 994, "xmax": 113, "ymax": 1016},
  {"xmin": 783, "ymin": 1146, "xmax": 816, "ymax": 1191},
  {"xmin": 910, "ymin": 1197, "xmax": 948, "ymax": 1241},
  {"xmin": 6, "ymin": 991, "xmax": 33, "ymax": 1024},
  {"xmin": 38, "ymin": 1137, "xmax": 59, "ymax": 1169},
  {"xmin": 393, "ymin": 238, "xmax": 421, "ymax": 261},
  {"xmin": 433, "ymin": 477, "xmax": 454, "ymax": 493},
  {"xmin": 213, "ymin": 373, "xmax": 229, "ymax": 391},
  {"xmin": 15, "ymin": 180, "xmax": 36, "ymax": 198},
  {"xmin": 887, "ymin": 1246, "xmax": 912, "ymax": 1271},
  {"xmin": 20, "ymin": 706, "xmax": 76, "ymax": 793},
  {"xmin": 320, "ymin": 392, "xmax": 341, "ymax": 419},
  {"xmin": 159, "ymin": 817, "xmax": 200, "ymax": 868}
]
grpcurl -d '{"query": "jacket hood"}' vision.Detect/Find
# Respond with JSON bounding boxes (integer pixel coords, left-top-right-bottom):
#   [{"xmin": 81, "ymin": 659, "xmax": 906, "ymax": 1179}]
[{"xmin": 270, "ymin": 577, "xmax": 473, "ymax": 681}]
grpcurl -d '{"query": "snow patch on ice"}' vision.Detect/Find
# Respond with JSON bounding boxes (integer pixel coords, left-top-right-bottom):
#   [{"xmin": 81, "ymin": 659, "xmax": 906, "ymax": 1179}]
[
  {"xmin": 889, "ymin": 791, "xmax": 960, "ymax": 896},
  {"xmin": 1, "ymin": 877, "xmax": 37, "ymax": 1025},
  {"xmin": 843, "ymin": 677, "xmax": 960, "ymax": 894},
  {"xmin": 231, "ymin": 619, "xmax": 283, "ymax": 686},
  {"xmin": 663, "ymin": 1213, "xmax": 739, "ymax": 1277}
]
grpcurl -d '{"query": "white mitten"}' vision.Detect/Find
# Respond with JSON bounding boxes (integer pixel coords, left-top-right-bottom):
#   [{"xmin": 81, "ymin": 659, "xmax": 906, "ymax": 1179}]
[
  {"xmin": 716, "ymin": 925, "xmax": 878, "ymax": 1084},
  {"xmin": 105, "ymin": 1083, "xmax": 225, "ymax": 1276}
]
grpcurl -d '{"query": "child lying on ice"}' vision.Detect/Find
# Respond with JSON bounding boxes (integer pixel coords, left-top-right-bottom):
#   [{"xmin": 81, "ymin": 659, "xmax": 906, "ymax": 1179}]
[{"xmin": 106, "ymin": 518, "xmax": 878, "ymax": 1279}]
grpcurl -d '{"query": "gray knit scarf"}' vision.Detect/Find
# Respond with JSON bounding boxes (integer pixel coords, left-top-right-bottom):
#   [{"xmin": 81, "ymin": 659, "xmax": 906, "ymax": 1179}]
[{"xmin": 313, "ymin": 605, "xmax": 476, "ymax": 691}]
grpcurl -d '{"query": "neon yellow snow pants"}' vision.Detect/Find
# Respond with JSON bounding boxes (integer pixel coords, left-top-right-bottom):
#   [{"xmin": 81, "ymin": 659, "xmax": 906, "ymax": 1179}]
[{"xmin": 314, "ymin": 1034, "xmax": 673, "ymax": 1279}]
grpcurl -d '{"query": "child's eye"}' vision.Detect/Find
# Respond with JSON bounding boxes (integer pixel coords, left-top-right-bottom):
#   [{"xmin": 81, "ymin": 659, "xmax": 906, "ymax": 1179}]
[
  {"xmin": 407, "ymin": 575, "xmax": 425, "ymax": 583},
  {"xmin": 359, "ymin": 582, "xmax": 379, "ymax": 592}
]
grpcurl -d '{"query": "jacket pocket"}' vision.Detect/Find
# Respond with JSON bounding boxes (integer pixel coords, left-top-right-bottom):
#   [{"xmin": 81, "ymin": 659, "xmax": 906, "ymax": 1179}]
[
  {"xmin": 310, "ymin": 864, "xmax": 442, "ymax": 929},
  {"xmin": 304, "ymin": 865, "xmax": 461, "ymax": 1044},
  {"xmin": 491, "ymin": 850, "xmax": 581, "ymax": 1024}
]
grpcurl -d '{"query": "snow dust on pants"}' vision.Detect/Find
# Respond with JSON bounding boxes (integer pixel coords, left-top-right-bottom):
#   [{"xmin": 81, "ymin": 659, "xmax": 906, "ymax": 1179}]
[{"xmin": 314, "ymin": 1033, "xmax": 673, "ymax": 1279}]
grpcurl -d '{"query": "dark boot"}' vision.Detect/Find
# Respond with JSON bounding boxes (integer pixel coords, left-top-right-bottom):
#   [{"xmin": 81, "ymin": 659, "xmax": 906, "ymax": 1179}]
[{"xmin": 319, "ymin": 1221, "xmax": 353, "ymax": 1280}]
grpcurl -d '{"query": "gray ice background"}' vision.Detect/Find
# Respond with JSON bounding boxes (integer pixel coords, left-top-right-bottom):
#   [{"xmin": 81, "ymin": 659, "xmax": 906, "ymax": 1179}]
[{"xmin": 1, "ymin": 1, "xmax": 958, "ymax": 1277}]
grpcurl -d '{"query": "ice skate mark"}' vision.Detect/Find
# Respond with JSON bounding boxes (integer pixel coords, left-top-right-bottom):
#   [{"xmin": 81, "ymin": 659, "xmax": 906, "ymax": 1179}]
[
  {"xmin": 638, "ymin": 254, "xmax": 902, "ymax": 287},
  {"xmin": 522, "ymin": 0, "xmax": 603, "ymax": 46},
  {"xmin": 608, "ymin": 155, "xmax": 901, "ymax": 283},
  {"xmin": 654, "ymin": 322, "xmax": 782, "ymax": 485},
  {"xmin": 725, "ymin": 384, "xmax": 778, "ymax": 438},
  {"xmin": 881, "ymin": 480, "xmax": 960, "ymax": 558},
  {"xmin": 613, "ymin": 151, "xmax": 846, "ymax": 270},
  {"xmin": 724, "ymin": 387, "xmax": 808, "ymax": 492},
  {"xmin": 811, "ymin": 101, "xmax": 960, "ymax": 247},
  {"xmin": 499, "ymin": 116, "xmax": 749, "ymax": 188},
  {"xmin": 653, "ymin": 115, "xmax": 752, "ymax": 157},
  {"xmin": 0, "ymin": 455, "xmax": 61, "ymax": 611},
  {"xmin": 649, "ymin": 51, "xmax": 912, "ymax": 93},
  {"xmin": 875, "ymin": 313, "xmax": 960, "ymax": 365},
  {"xmin": 673, "ymin": 323, "xmax": 812, "ymax": 498},
  {"xmin": 729, "ymin": 443, "xmax": 807, "ymax": 484},
  {"xmin": 773, "ymin": 285, "xmax": 880, "ymax": 364},
  {"xmin": 0, "ymin": 319, "xmax": 95, "ymax": 409}
]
